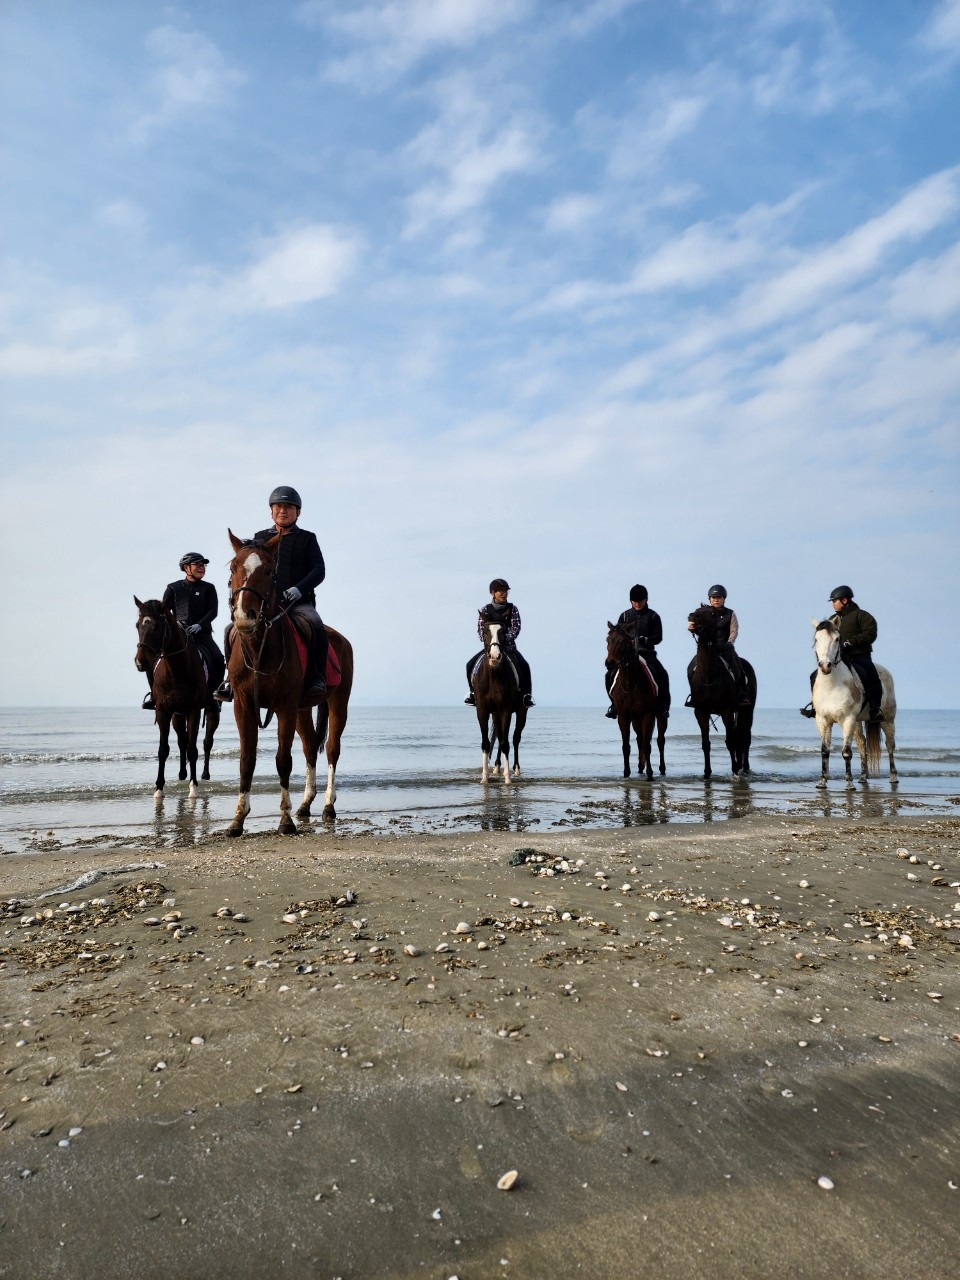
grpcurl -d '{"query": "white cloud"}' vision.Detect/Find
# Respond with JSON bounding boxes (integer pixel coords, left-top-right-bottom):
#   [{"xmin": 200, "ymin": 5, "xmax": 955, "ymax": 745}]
[
  {"xmin": 130, "ymin": 26, "xmax": 245, "ymax": 141},
  {"xmin": 226, "ymin": 225, "xmax": 363, "ymax": 311},
  {"xmin": 299, "ymin": 0, "xmax": 532, "ymax": 86},
  {"xmin": 543, "ymin": 193, "xmax": 603, "ymax": 233},
  {"xmin": 918, "ymin": 0, "xmax": 960, "ymax": 59}
]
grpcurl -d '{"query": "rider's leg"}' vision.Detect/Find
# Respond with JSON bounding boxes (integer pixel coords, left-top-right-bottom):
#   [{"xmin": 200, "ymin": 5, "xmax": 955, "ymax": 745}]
[
  {"xmin": 513, "ymin": 650, "xmax": 535, "ymax": 707},
  {"xmin": 142, "ymin": 671, "xmax": 155, "ymax": 711},
  {"xmin": 849, "ymin": 654, "xmax": 884, "ymax": 721},
  {"xmin": 604, "ymin": 661, "xmax": 616, "ymax": 717},
  {"xmin": 214, "ymin": 626, "xmax": 233, "ymax": 701},
  {"xmin": 800, "ymin": 669, "xmax": 816, "ymax": 717},
  {"xmin": 295, "ymin": 605, "xmax": 327, "ymax": 696},
  {"xmin": 464, "ymin": 652, "xmax": 482, "ymax": 704}
]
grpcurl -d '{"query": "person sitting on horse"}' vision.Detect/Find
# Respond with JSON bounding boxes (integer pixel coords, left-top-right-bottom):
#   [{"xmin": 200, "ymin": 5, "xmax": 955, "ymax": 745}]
[
  {"xmin": 142, "ymin": 553, "xmax": 224, "ymax": 711},
  {"xmin": 214, "ymin": 485, "xmax": 328, "ymax": 703},
  {"xmin": 605, "ymin": 584, "xmax": 668, "ymax": 718},
  {"xmin": 464, "ymin": 579, "xmax": 535, "ymax": 708},
  {"xmin": 686, "ymin": 584, "xmax": 751, "ymax": 707},
  {"xmin": 800, "ymin": 586, "xmax": 884, "ymax": 723}
]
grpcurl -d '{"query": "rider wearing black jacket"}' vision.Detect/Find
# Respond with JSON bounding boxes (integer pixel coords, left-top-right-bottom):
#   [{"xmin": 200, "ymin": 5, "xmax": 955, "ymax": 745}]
[
  {"xmin": 142, "ymin": 553, "xmax": 224, "ymax": 710},
  {"xmin": 214, "ymin": 487, "xmax": 327, "ymax": 703},
  {"xmin": 605, "ymin": 584, "xmax": 669, "ymax": 717}
]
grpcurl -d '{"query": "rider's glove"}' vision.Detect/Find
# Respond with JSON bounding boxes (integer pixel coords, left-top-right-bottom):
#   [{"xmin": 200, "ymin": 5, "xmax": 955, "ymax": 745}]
[
  {"xmin": 187, "ymin": 624, "xmax": 201, "ymax": 635},
  {"xmin": 283, "ymin": 587, "xmax": 302, "ymax": 605}
]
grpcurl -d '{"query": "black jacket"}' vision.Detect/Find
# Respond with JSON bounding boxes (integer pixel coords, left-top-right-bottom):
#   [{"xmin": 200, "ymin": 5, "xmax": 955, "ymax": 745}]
[
  {"xmin": 617, "ymin": 606, "xmax": 662, "ymax": 652},
  {"xmin": 162, "ymin": 579, "xmax": 218, "ymax": 632},
  {"xmin": 254, "ymin": 525, "xmax": 325, "ymax": 606}
]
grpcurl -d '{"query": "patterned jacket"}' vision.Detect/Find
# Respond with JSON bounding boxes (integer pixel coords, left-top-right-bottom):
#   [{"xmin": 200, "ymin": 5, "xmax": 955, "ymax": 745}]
[{"xmin": 478, "ymin": 602, "xmax": 521, "ymax": 647}]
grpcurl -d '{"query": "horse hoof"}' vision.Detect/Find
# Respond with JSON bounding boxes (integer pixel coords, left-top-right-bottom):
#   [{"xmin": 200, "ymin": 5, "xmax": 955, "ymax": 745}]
[
  {"xmin": 278, "ymin": 820, "xmax": 298, "ymax": 836},
  {"xmin": 296, "ymin": 805, "xmax": 312, "ymax": 820},
  {"xmin": 226, "ymin": 821, "xmax": 244, "ymax": 835},
  {"xmin": 816, "ymin": 780, "xmax": 827, "ymax": 790},
  {"xmin": 201, "ymin": 769, "xmax": 210, "ymax": 781},
  {"xmin": 179, "ymin": 770, "xmax": 187, "ymax": 781},
  {"xmin": 322, "ymin": 804, "xmax": 336, "ymax": 822}
]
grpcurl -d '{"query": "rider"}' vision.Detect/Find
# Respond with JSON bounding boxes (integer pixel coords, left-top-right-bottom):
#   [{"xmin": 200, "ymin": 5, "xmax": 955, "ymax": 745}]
[
  {"xmin": 605, "ymin": 584, "xmax": 668, "ymax": 718},
  {"xmin": 800, "ymin": 586, "xmax": 884, "ymax": 723},
  {"xmin": 142, "ymin": 553, "xmax": 224, "ymax": 711},
  {"xmin": 214, "ymin": 485, "xmax": 327, "ymax": 703},
  {"xmin": 464, "ymin": 579, "xmax": 535, "ymax": 708},
  {"xmin": 686, "ymin": 584, "xmax": 751, "ymax": 706}
]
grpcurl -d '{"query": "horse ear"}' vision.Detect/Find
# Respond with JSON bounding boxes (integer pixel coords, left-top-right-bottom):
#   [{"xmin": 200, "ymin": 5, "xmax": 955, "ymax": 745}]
[
  {"xmin": 228, "ymin": 529, "xmax": 244, "ymax": 553},
  {"xmin": 134, "ymin": 595, "xmax": 143, "ymax": 608},
  {"xmin": 607, "ymin": 621, "xmax": 614, "ymax": 630},
  {"xmin": 265, "ymin": 532, "xmax": 282, "ymax": 551},
  {"xmin": 810, "ymin": 617, "xmax": 819, "ymax": 628}
]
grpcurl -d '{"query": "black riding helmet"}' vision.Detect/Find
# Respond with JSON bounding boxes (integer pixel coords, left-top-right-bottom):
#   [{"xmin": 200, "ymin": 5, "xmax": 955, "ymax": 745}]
[
  {"xmin": 829, "ymin": 585, "xmax": 854, "ymax": 601},
  {"xmin": 707, "ymin": 584, "xmax": 727, "ymax": 599},
  {"xmin": 629, "ymin": 584, "xmax": 648, "ymax": 603},
  {"xmin": 489, "ymin": 578, "xmax": 510, "ymax": 594},
  {"xmin": 269, "ymin": 485, "xmax": 302, "ymax": 509},
  {"xmin": 179, "ymin": 552, "xmax": 209, "ymax": 570}
]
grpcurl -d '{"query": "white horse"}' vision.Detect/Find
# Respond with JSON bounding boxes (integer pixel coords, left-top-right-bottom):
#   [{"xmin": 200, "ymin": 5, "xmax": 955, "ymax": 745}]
[{"xmin": 811, "ymin": 618, "xmax": 897, "ymax": 789}]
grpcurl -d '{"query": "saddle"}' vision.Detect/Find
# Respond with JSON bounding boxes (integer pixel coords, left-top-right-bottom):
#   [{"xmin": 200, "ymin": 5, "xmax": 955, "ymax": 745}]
[{"xmin": 471, "ymin": 653, "xmax": 519, "ymax": 690}]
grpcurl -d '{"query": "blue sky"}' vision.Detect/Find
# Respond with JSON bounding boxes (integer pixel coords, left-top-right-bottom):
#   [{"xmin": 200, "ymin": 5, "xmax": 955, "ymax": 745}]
[{"xmin": 2, "ymin": 0, "xmax": 958, "ymax": 707}]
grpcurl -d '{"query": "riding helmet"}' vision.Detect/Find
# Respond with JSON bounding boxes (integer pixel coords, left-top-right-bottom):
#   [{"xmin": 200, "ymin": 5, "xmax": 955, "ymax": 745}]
[
  {"xmin": 269, "ymin": 485, "xmax": 302, "ymax": 509},
  {"xmin": 829, "ymin": 585, "xmax": 854, "ymax": 601},
  {"xmin": 179, "ymin": 552, "xmax": 209, "ymax": 569},
  {"xmin": 707, "ymin": 584, "xmax": 727, "ymax": 599},
  {"xmin": 629, "ymin": 584, "xmax": 648, "ymax": 602},
  {"xmin": 489, "ymin": 578, "xmax": 510, "ymax": 594}
]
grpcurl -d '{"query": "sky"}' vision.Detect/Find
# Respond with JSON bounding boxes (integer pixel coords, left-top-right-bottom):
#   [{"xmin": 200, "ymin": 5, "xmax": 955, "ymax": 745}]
[{"xmin": 1, "ymin": 0, "xmax": 958, "ymax": 709}]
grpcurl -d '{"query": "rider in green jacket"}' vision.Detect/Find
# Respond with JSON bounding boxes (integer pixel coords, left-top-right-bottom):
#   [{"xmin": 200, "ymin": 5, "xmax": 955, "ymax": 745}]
[{"xmin": 800, "ymin": 586, "xmax": 884, "ymax": 722}]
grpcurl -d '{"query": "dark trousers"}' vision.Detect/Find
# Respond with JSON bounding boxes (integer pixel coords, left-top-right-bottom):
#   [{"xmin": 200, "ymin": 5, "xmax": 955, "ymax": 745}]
[
  {"xmin": 605, "ymin": 652, "xmax": 669, "ymax": 698},
  {"xmin": 467, "ymin": 649, "xmax": 531, "ymax": 697},
  {"xmin": 195, "ymin": 635, "xmax": 225, "ymax": 698}
]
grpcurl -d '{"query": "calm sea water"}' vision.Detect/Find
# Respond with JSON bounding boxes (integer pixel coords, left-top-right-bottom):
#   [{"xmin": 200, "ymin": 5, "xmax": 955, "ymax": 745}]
[{"xmin": 1, "ymin": 706, "xmax": 957, "ymax": 855}]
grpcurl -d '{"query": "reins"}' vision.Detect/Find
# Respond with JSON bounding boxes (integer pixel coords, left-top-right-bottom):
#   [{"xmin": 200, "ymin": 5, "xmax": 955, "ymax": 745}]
[{"xmin": 230, "ymin": 552, "xmax": 298, "ymax": 729}]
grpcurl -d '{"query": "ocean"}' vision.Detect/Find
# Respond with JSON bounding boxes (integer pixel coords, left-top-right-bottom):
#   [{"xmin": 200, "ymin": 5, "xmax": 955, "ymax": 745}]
[{"xmin": 1, "ymin": 706, "xmax": 957, "ymax": 856}]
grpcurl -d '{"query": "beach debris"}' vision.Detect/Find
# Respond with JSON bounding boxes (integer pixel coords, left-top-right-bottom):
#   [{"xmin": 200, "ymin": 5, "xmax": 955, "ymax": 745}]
[
  {"xmin": 817, "ymin": 1176, "xmax": 835, "ymax": 1191},
  {"xmin": 454, "ymin": 922, "xmax": 471, "ymax": 934},
  {"xmin": 282, "ymin": 913, "xmax": 300, "ymax": 925},
  {"xmin": 38, "ymin": 863, "xmax": 165, "ymax": 900},
  {"xmin": 497, "ymin": 1170, "xmax": 519, "ymax": 1191},
  {"xmin": 215, "ymin": 907, "xmax": 233, "ymax": 918},
  {"xmin": 403, "ymin": 944, "xmax": 419, "ymax": 957},
  {"xmin": 615, "ymin": 1081, "xmax": 628, "ymax": 1092}
]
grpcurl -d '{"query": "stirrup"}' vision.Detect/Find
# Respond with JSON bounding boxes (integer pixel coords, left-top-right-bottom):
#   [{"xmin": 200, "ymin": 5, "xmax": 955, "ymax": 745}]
[
  {"xmin": 799, "ymin": 704, "xmax": 816, "ymax": 718},
  {"xmin": 142, "ymin": 694, "xmax": 155, "ymax": 711},
  {"xmin": 604, "ymin": 705, "xmax": 617, "ymax": 719},
  {"xmin": 684, "ymin": 693, "xmax": 694, "ymax": 708},
  {"xmin": 868, "ymin": 708, "xmax": 885, "ymax": 723},
  {"xmin": 305, "ymin": 679, "xmax": 327, "ymax": 697},
  {"xmin": 213, "ymin": 681, "xmax": 232, "ymax": 703},
  {"xmin": 464, "ymin": 692, "xmax": 476, "ymax": 705},
  {"xmin": 523, "ymin": 694, "xmax": 535, "ymax": 707}
]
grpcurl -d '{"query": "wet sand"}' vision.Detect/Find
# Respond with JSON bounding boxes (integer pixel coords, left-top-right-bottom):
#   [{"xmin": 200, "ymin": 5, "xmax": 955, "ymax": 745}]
[{"xmin": 2, "ymin": 816, "xmax": 959, "ymax": 1280}]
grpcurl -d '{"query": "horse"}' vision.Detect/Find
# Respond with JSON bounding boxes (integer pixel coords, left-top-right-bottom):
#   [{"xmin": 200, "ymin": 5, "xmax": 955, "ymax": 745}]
[
  {"xmin": 134, "ymin": 597, "xmax": 220, "ymax": 801},
  {"xmin": 225, "ymin": 530, "xmax": 354, "ymax": 834},
  {"xmin": 471, "ymin": 618, "xmax": 527, "ymax": 784},
  {"xmin": 811, "ymin": 618, "xmax": 897, "ymax": 789},
  {"xmin": 606, "ymin": 621, "xmax": 668, "ymax": 779},
  {"xmin": 686, "ymin": 605, "xmax": 757, "ymax": 779}
]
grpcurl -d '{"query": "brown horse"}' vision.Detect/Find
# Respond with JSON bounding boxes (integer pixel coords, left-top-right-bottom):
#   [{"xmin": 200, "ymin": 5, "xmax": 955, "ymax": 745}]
[
  {"xmin": 225, "ymin": 531, "xmax": 354, "ymax": 835},
  {"xmin": 134, "ymin": 597, "xmax": 220, "ymax": 800},
  {"xmin": 686, "ymin": 605, "xmax": 756, "ymax": 779},
  {"xmin": 471, "ymin": 618, "xmax": 528, "ymax": 783},
  {"xmin": 606, "ymin": 621, "xmax": 666, "ymax": 779}
]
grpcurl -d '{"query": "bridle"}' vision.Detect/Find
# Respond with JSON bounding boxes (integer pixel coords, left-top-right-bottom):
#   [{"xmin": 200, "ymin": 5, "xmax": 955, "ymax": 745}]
[
  {"xmin": 815, "ymin": 624, "xmax": 843, "ymax": 674},
  {"xmin": 228, "ymin": 545, "xmax": 298, "ymax": 726},
  {"xmin": 136, "ymin": 609, "xmax": 186, "ymax": 671}
]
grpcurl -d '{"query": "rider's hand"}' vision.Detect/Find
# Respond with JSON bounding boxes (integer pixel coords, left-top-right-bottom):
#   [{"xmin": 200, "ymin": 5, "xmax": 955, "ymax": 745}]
[
  {"xmin": 283, "ymin": 587, "xmax": 302, "ymax": 604},
  {"xmin": 187, "ymin": 624, "xmax": 201, "ymax": 635}
]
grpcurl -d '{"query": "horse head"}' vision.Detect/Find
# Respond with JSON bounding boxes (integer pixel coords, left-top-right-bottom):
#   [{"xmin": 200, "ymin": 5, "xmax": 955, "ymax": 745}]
[
  {"xmin": 606, "ymin": 621, "xmax": 633, "ymax": 665},
  {"xmin": 134, "ymin": 596, "xmax": 175, "ymax": 671},
  {"xmin": 688, "ymin": 605, "xmax": 717, "ymax": 644},
  {"xmin": 482, "ymin": 618, "xmax": 505, "ymax": 668},
  {"xmin": 813, "ymin": 617, "xmax": 842, "ymax": 674},
  {"xmin": 228, "ymin": 529, "xmax": 282, "ymax": 636}
]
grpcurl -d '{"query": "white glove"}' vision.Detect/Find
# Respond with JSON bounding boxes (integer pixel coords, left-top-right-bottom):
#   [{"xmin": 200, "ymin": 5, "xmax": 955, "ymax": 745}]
[
  {"xmin": 187, "ymin": 624, "xmax": 201, "ymax": 635},
  {"xmin": 283, "ymin": 587, "xmax": 302, "ymax": 604}
]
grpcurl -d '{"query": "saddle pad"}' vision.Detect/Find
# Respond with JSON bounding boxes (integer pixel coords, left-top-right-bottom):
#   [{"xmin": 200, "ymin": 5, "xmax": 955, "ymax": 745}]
[
  {"xmin": 284, "ymin": 617, "xmax": 342, "ymax": 689},
  {"xmin": 636, "ymin": 656, "xmax": 659, "ymax": 699}
]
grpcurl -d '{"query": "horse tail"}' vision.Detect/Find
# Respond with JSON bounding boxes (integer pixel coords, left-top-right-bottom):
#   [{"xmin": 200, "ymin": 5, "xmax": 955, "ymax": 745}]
[{"xmin": 865, "ymin": 721, "xmax": 881, "ymax": 775}]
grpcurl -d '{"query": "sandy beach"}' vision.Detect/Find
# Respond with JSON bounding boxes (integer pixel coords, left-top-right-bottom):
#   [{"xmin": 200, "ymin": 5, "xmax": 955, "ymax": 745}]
[{"xmin": 2, "ymin": 815, "xmax": 959, "ymax": 1280}]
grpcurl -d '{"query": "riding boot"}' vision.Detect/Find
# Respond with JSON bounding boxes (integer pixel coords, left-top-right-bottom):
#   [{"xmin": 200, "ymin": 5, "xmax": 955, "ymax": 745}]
[
  {"xmin": 799, "ymin": 703, "xmax": 816, "ymax": 718},
  {"xmin": 304, "ymin": 629, "xmax": 327, "ymax": 699},
  {"xmin": 142, "ymin": 691, "xmax": 155, "ymax": 711},
  {"xmin": 523, "ymin": 694, "xmax": 536, "ymax": 708},
  {"xmin": 214, "ymin": 628, "xmax": 233, "ymax": 701},
  {"xmin": 605, "ymin": 704, "xmax": 617, "ymax": 719},
  {"xmin": 464, "ymin": 692, "xmax": 476, "ymax": 705},
  {"xmin": 868, "ymin": 705, "xmax": 885, "ymax": 723}
]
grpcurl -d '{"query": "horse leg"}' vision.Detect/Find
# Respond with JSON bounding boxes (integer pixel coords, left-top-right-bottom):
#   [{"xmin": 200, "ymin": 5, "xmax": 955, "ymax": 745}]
[
  {"xmin": 154, "ymin": 708, "xmax": 172, "ymax": 803},
  {"xmin": 698, "ymin": 710, "xmax": 713, "ymax": 779},
  {"xmin": 478, "ymin": 708, "xmax": 493, "ymax": 783},
  {"xmin": 227, "ymin": 700, "xmax": 257, "ymax": 835},
  {"xmin": 723, "ymin": 711, "xmax": 740, "ymax": 775},
  {"xmin": 884, "ymin": 720, "xmax": 898, "ymax": 783},
  {"xmin": 185, "ymin": 709, "xmax": 200, "ymax": 799},
  {"xmin": 842, "ymin": 721, "xmax": 859, "ymax": 789},
  {"xmin": 295, "ymin": 707, "xmax": 320, "ymax": 819},
  {"xmin": 173, "ymin": 711, "xmax": 188, "ymax": 781},
  {"xmin": 640, "ymin": 712, "xmax": 655, "ymax": 781},
  {"xmin": 656, "ymin": 710, "xmax": 667, "ymax": 776},
  {"xmin": 201, "ymin": 704, "xmax": 220, "ymax": 781},
  {"xmin": 817, "ymin": 719, "xmax": 833, "ymax": 789},
  {"xmin": 275, "ymin": 710, "xmax": 298, "ymax": 835},
  {"xmin": 497, "ymin": 709, "xmax": 513, "ymax": 785},
  {"xmin": 511, "ymin": 706, "xmax": 527, "ymax": 775}
]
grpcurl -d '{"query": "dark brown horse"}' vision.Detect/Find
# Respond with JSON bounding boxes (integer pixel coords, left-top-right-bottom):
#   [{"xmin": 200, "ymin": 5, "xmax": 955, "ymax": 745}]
[
  {"xmin": 134, "ymin": 597, "xmax": 220, "ymax": 800},
  {"xmin": 471, "ymin": 618, "xmax": 528, "ymax": 783},
  {"xmin": 606, "ymin": 621, "xmax": 668, "ymax": 778},
  {"xmin": 225, "ymin": 531, "xmax": 354, "ymax": 834},
  {"xmin": 686, "ymin": 605, "xmax": 756, "ymax": 778}
]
